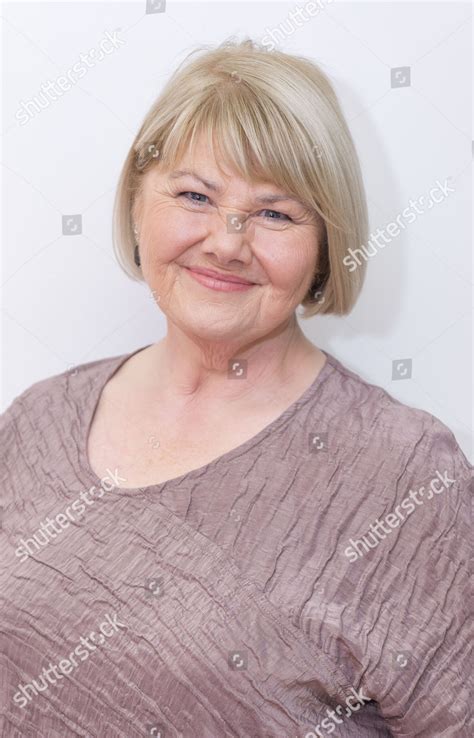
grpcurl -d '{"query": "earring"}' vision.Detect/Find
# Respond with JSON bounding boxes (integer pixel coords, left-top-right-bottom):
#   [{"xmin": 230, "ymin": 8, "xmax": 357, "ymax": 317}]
[
  {"xmin": 133, "ymin": 224, "xmax": 141, "ymax": 267},
  {"xmin": 134, "ymin": 244, "xmax": 141, "ymax": 267}
]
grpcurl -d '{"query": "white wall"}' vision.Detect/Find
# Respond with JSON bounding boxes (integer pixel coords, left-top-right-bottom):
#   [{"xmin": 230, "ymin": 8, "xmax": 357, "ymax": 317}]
[{"xmin": 1, "ymin": 1, "xmax": 472, "ymax": 460}]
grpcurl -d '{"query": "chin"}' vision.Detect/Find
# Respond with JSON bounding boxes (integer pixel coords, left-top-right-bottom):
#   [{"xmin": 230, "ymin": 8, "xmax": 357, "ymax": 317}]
[{"xmin": 175, "ymin": 309, "xmax": 252, "ymax": 341}]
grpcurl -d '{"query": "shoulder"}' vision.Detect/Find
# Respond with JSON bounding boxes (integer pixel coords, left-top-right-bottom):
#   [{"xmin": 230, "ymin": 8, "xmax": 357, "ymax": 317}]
[
  {"xmin": 324, "ymin": 352, "xmax": 471, "ymax": 482},
  {"xmin": 322, "ymin": 357, "xmax": 472, "ymax": 587},
  {"xmin": 0, "ymin": 351, "xmax": 128, "ymax": 434},
  {"xmin": 311, "ymin": 358, "xmax": 472, "ymax": 730},
  {"xmin": 325, "ymin": 352, "xmax": 431, "ymax": 437}
]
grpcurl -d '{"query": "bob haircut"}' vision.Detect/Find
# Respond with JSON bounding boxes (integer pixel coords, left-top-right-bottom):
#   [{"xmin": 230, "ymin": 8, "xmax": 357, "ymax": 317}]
[{"xmin": 113, "ymin": 37, "xmax": 369, "ymax": 318}]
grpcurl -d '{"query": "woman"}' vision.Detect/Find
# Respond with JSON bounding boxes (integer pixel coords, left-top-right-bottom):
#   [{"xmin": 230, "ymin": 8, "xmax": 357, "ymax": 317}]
[{"xmin": 1, "ymin": 38, "xmax": 471, "ymax": 738}]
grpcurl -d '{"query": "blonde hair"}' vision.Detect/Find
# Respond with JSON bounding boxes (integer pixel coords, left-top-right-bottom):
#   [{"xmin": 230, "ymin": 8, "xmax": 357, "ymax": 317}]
[{"xmin": 113, "ymin": 37, "xmax": 369, "ymax": 318}]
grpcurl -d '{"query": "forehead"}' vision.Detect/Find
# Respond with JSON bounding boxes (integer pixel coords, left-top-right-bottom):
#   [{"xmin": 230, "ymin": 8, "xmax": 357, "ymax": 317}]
[
  {"xmin": 170, "ymin": 133, "xmax": 254, "ymax": 180},
  {"xmin": 151, "ymin": 132, "xmax": 286, "ymax": 195},
  {"xmin": 140, "ymin": 131, "xmax": 322, "ymax": 218}
]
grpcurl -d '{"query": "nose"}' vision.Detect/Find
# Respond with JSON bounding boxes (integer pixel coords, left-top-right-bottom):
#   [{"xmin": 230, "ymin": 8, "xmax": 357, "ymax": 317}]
[{"xmin": 203, "ymin": 204, "xmax": 253, "ymax": 263}]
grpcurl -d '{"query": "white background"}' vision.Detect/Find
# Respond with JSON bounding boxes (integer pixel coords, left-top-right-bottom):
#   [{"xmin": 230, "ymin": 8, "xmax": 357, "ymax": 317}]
[{"xmin": 1, "ymin": 1, "xmax": 472, "ymax": 460}]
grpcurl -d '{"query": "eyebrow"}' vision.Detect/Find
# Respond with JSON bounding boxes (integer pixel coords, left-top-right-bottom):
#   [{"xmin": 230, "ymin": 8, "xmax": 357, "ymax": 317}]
[{"xmin": 168, "ymin": 169, "xmax": 303, "ymax": 205}]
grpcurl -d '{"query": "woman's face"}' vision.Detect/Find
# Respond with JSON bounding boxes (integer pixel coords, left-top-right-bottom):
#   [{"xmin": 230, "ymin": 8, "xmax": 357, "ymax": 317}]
[{"xmin": 134, "ymin": 134, "xmax": 325, "ymax": 342}]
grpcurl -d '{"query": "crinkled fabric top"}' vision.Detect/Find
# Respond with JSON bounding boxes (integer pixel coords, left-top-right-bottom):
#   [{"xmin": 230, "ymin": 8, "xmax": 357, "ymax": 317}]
[{"xmin": 0, "ymin": 345, "xmax": 472, "ymax": 737}]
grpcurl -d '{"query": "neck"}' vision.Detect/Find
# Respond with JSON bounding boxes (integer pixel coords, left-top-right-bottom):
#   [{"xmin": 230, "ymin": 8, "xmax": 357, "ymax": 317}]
[{"xmin": 146, "ymin": 314, "xmax": 320, "ymax": 406}]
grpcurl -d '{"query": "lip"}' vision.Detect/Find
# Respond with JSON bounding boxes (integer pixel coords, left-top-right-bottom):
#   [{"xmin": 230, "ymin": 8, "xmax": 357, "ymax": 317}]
[
  {"xmin": 185, "ymin": 267, "xmax": 256, "ymax": 292},
  {"xmin": 186, "ymin": 266, "xmax": 255, "ymax": 285}
]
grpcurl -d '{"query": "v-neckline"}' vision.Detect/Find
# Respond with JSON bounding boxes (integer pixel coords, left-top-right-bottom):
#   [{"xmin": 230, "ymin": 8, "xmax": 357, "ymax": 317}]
[{"xmin": 78, "ymin": 343, "xmax": 337, "ymax": 496}]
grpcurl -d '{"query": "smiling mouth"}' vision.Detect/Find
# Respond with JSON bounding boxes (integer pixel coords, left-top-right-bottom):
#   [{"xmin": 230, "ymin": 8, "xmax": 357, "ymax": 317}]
[
  {"xmin": 185, "ymin": 266, "xmax": 255, "ymax": 285},
  {"xmin": 184, "ymin": 266, "xmax": 256, "ymax": 292}
]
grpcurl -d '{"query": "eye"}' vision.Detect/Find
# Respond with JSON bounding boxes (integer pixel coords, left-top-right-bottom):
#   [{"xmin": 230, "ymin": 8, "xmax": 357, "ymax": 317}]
[
  {"xmin": 177, "ymin": 193, "xmax": 292, "ymax": 222},
  {"xmin": 179, "ymin": 191, "xmax": 209, "ymax": 205},
  {"xmin": 260, "ymin": 209, "xmax": 292, "ymax": 221}
]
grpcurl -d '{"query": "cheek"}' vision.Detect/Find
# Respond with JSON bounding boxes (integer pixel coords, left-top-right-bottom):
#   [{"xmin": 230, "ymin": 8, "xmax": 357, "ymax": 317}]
[
  {"xmin": 253, "ymin": 231, "xmax": 317, "ymax": 287},
  {"xmin": 144, "ymin": 206, "xmax": 206, "ymax": 262}
]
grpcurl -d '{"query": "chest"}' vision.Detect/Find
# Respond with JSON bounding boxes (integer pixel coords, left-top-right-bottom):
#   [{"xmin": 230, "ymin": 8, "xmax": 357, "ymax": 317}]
[
  {"xmin": 86, "ymin": 394, "xmax": 276, "ymax": 487},
  {"xmin": 3, "ymin": 494, "xmax": 361, "ymax": 738}
]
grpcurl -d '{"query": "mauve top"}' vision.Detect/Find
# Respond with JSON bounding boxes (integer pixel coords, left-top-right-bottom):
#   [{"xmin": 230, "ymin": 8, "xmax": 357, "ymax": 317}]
[{"xmin": 0, "ymin": 344, "xmax": 472, "ymax": 738}]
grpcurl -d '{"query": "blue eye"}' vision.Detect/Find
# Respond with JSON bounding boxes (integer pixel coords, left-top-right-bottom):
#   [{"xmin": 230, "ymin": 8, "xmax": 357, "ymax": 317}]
[
  {"xmin": 261, "ymin": 209, "xmax": 291, "ymax": 221},
  {"xmin": 178, "ymin": 192, "xmax": 292, "ymax": 222},
  {"xmin": 180, "ymin": 191, "xmax": 209, "ymax": 204}
]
